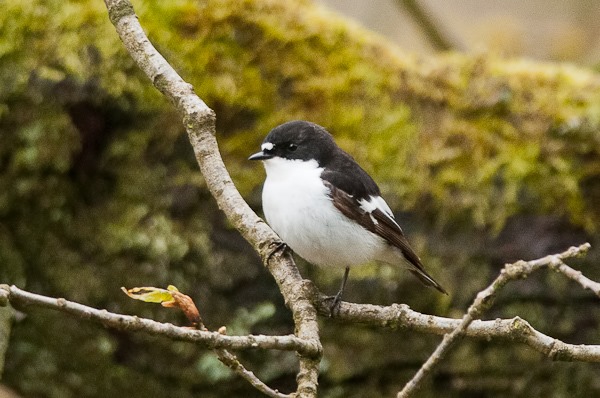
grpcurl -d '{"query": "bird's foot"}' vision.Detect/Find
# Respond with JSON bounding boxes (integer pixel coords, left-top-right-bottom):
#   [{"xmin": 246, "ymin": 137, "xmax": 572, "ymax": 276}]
[
  {"xmin": 266, "ymin": 241, "xmax": 288, "ymax": 264},
  {"xmin": 323, "ymin": 290, "xmax": 344, "ymax": 318}
]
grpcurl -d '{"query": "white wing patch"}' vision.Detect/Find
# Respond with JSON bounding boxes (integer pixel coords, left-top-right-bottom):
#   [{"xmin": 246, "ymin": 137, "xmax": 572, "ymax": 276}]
[
  {"xmin": 261, "ymin": 142, "xmax": 274, "ymax": 151},
  {"xmin": 359, "ymin": 195, "xmax": 402, "ymax": 230}
]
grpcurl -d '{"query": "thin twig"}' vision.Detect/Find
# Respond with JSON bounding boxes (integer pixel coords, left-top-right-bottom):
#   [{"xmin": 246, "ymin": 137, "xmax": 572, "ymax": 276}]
[
  {"xmin": 549, "ymin": 259, "xmax": 600, "ymax": 297},
  {"xmin": 215, "ymin": 349, "xmax": 290, "ymax": 398},
  {"xmin": 192, "ymin": 318, "xmax": 290, "ymax": 398},
  {"xmin": 397, "ymin": 243, "xmax": 591, "ymax": 397}
]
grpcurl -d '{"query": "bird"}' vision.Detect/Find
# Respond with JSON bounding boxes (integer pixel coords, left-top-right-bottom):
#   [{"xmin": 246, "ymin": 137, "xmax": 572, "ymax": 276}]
[{"xmin": 249, "ymin": 120, "xmax": 446, "ymax": 313}]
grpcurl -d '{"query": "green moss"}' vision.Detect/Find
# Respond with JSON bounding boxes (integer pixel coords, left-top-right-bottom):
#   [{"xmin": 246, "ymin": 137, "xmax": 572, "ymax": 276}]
[{"xmin": 1, "ymin": 0, "xmax": 600, "ymax": 397}]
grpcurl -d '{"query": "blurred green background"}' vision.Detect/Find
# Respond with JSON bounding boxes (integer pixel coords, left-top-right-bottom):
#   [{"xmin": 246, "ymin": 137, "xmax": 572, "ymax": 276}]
[{"xmin": 1, "ymin": 0, "xmax": 600, "ymax": 397}]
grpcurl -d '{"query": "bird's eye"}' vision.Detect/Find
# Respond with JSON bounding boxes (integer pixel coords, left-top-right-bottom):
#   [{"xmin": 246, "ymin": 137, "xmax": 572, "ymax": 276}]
[{"xmin": 288, "ymin": 143, "xmax": 298, "ymax": 152}]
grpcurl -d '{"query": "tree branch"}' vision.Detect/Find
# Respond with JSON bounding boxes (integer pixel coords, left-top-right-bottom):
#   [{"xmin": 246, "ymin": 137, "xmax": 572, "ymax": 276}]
[
  {"xmin": 548, "ymin": 259, "xmax": 600, "ymax": 297},
  {"xmin": 317, "ymin": 300, "xmax": 600, "ymax": 362},
  {"xmin": 397, "ymin": 243, "xmax": 591, "ymax": 397},
  {"xmin": 3, "ymin": 283, "xmax": 293, "ymax": 396},
  {"xmin": 102, "ymin": 0, "xmax": 321, "ymax": 396},
  {"xmin": 2, "ymin": 243, "xmax": 597, "ymax": 397},
  {"xmin": 0, "ymin": 284, "xmax": 317, "ymax": 356},
  {"xmin": 214, "ymin": 348, "xmax": 291, "ymax": 398},
  {"xmin": 192, "ymin": 305, "xmax": 292, "ymax": 398}
]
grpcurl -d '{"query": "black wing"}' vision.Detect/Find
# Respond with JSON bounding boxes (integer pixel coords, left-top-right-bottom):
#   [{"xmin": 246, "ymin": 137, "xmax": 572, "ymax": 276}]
[{"xmin": 321, "ymin": 172, "xmax": 447, "ymax": 295}]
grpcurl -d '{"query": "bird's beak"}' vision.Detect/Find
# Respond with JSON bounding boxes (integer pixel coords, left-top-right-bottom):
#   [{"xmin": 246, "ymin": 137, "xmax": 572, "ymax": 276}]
[{"xmin": 248, "ymin": 151, "xmax": 273, "ymax": 161}]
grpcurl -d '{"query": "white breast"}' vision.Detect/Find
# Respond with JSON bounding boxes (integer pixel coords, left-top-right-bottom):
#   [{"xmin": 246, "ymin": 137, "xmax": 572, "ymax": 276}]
[{"xmin": 261, "ymin": 157, "xmax": 386, "ymax": 268}]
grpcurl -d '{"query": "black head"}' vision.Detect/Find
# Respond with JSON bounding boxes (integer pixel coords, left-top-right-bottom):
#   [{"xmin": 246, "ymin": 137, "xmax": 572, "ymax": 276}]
[{"xmin": 248, "ymin": 121, "xmax": 337, "ymax": 166}]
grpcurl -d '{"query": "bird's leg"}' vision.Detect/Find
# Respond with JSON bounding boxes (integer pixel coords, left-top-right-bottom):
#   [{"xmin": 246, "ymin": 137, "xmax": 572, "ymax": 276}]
[{"xmin": 328, "ymin": 266, "xmax": 350, "ymax": 317}]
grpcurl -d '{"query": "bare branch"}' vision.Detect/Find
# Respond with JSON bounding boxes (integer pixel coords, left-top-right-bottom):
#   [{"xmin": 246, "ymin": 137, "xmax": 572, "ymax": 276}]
[
  {"xmin": 398, "ymin": 243, "xmax": 591, "ymax": 397},
  {"xmin": 3, "ymin": 284, "xmax": 292, "ymax": 396},
  {"xmin": 549, "ymin": 259, "xmax": 600, "ymax": 297},
  {"xmin": 102, "ymin": 1, "xmax": 322, "ymax": 396},
  {"xmin": 311, "ymin": 247, "xmax": 600, "ymax": 367},
  {"xmin": 193, "ymin": 302, "xmax": 292, "ymax": 398},
  {"xmin": 318, "ymin": 300, "xmax": 600, "ymax": 362},
  {"xmin": 215, "ymin": 348, "xmax": 291, "ymax": 398},
  {"xmin": 2, "ymin": 239, "xmax": 597, "ymax": 398},
  {"xmin": 0, "ymin": 284, "xmax": 318, "ymax": 356}
]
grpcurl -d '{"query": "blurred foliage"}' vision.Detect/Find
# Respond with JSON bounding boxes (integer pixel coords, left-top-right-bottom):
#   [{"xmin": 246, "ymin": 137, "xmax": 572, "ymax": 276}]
[{"xmin": 1, "ymin": 0, "xmax": 600, "ymax": 397}]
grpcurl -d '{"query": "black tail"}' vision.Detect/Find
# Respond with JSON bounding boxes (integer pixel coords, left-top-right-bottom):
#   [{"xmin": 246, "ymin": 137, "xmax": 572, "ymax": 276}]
[{"xmin": 408, "ymin": 267, "xmax": 448, "ymax": 295}]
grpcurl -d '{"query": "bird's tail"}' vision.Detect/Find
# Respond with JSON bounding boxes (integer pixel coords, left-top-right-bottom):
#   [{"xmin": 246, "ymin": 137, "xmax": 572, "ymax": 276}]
[{"xmin": 408, "ymin": 267, "xmax": 448, "ymax": 295}]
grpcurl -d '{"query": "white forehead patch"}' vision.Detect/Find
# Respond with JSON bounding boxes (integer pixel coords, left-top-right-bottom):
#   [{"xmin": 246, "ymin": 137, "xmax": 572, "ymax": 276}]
[{"xmin": 261, "ymin": 142, "xmax": 274, "ymax": 151}]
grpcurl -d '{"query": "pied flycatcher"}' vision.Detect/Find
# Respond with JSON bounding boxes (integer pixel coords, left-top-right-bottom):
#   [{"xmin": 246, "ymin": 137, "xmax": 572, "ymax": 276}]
[{"xmin": 249, "ymin": 121, "xmax": 446, "ymax": 311}]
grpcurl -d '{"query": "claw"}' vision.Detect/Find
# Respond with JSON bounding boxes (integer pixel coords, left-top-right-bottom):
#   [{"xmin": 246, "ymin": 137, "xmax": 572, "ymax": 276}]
[{"xmin": 266, "ymin": 241, "xmax": 288, "ymax": 264}]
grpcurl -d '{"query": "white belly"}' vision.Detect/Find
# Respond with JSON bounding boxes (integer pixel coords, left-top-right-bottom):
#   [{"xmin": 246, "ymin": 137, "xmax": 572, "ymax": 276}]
[{"xmin": 261, "ymin": 158, "xmax": 385, "ymax": 268}]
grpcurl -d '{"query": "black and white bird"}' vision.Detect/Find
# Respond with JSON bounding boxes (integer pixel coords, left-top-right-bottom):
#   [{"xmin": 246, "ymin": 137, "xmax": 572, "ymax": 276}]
[{"xmin": 249, "ymin": 120, "xmax": 446, "ymax": 311}]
